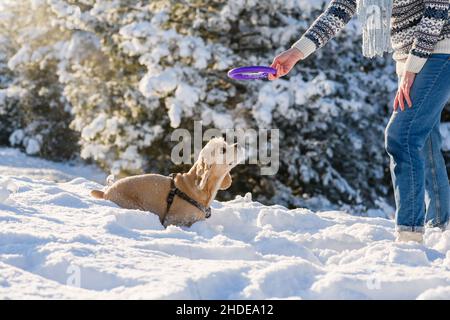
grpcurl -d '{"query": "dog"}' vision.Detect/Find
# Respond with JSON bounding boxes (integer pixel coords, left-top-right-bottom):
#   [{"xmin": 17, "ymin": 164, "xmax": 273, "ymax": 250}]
[{"xmin": 91, "ymin": 138, "xmax": 242, "ymax": 227}]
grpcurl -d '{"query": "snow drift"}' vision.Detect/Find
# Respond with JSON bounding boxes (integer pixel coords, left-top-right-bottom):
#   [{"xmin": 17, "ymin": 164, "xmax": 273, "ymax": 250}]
[{"xmin": 0, "ymin": 149, "xmax": 449, "ymax": 299}]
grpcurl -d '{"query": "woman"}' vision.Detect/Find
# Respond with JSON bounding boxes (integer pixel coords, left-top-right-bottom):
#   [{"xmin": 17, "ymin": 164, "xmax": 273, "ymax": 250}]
[{"xmin": 269, "ymin": 0, "xmax": 450, "ymax": 242}]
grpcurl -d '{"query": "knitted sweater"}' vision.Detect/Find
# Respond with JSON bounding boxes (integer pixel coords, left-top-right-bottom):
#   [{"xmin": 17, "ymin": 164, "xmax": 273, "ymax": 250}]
[{"xmin": 293, "ymin": 0, "xmax": 450, "ymax": 74}]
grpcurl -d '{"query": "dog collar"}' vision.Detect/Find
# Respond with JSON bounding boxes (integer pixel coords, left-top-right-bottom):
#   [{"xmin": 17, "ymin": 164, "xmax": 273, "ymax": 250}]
[{"xmin": 165, "ymin": 173, "xmax": 211, "ymax": 221}]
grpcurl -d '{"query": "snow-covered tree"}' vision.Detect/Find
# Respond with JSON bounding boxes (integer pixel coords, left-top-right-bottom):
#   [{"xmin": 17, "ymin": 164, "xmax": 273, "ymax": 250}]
[
  {"xmin": 0, "ymin": 30, "xmax": 16, "ymax": 145},
  {"xmin": 0, "ymin": 0, "xmax": 78, "ymax": 159}
]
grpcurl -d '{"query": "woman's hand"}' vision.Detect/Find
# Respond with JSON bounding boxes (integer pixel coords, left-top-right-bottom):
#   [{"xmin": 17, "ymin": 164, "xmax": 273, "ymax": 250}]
[
  {"xmin": 268, "ymin": 48, "xmax": 304, "ymax": 80},
  {"xmin": 394, "ymin": 71, "xmax": 416, "ymax": 111}
]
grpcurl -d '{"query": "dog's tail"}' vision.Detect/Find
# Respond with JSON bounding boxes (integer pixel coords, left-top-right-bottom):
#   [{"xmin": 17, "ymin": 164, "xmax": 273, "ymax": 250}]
[{"xmin": 91, "ymin": 190, "xmax": 105, "ymax": 199}]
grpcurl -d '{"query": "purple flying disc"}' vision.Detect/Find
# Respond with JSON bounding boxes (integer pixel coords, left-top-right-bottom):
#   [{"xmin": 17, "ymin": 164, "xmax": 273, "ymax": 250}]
[{"xmin": 227, "ymin": 66, "xmax": 277, "ymax": 80}]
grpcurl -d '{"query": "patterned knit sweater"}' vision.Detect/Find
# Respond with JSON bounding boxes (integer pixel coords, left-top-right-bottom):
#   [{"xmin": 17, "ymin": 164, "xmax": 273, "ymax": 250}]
[{"xmin": 293, "ymin": 0, "xmax": 450, "ymax": 74}]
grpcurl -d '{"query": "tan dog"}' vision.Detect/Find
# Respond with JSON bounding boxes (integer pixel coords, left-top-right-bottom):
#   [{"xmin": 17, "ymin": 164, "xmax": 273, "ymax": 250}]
[{"xmin": 91, "ymin": 138, "xmax": 241, "ymax": 227}]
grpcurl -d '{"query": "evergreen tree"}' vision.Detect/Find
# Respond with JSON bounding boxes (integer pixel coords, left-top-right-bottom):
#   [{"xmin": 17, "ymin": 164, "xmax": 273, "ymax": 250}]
[{"xmin": 0, "ymin": 0, "xmax": 78, "ymax": 159}]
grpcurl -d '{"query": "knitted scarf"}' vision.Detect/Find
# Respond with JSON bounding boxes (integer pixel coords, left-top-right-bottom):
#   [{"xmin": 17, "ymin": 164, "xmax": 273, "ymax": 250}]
[{"xmin": 357, "ymin": 0, "xmax": 393, "ymax": 58}]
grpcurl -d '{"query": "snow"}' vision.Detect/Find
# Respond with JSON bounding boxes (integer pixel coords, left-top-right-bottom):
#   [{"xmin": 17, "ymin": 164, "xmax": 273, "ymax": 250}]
[
  {"xmin": 1, "ymin": 148, "xmax": 449, "ymax": 299},
  {"xmin": 417, "ymin": 286, "xmax": 450, "ymax": 299},
  {"xmin": 7, "ymin": 45, "xmax": 31, "ymax": 70},
  {"xmin": 81, "ymin": 114, "xmax": 107, "ymax": 140},
  {"xmin": 139, "ymin": 70, "xmax": 178, "ymax": 99},
  {"xmin": 440, "ymin": 122, "xmax": 450, "ymax": 152},
  {"xmin": 0, "ymin": 148, "xmax": 106, "ymax": 183},
  {"xmin": 24, "ymin": 137, "xmax": 41, "ymax": 155}
]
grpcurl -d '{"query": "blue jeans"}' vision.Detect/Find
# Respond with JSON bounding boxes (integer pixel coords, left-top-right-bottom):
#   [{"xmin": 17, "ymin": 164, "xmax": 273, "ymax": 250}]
[{"xmin": 385, "ymin": 54, "xmax": 450, "ymax": 233}]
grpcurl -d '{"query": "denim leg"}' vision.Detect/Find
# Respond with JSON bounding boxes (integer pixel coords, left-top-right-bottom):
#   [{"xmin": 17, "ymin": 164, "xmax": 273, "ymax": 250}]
[
  {"xmin": 424, "ymin": 123, "xmax": 450, "ymax": 230},
  {"xmin": 385, "ymin": 54, "xmax": 450, "ymax": 233},
  {"xmin": 386, "ymin": 109, "xmax": 422, "ymax": 231}
]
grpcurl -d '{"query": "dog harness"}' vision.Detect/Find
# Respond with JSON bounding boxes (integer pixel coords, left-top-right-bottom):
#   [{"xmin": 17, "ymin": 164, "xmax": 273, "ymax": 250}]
[{"xmin": 165, "ymin": 173, "xmax": 211, "ymax": 221}]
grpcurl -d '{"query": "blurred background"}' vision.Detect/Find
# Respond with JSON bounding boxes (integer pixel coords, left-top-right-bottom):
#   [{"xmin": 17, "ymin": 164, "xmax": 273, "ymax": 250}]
[{"xmin": 1, "ymin": 0, "xmax": 449, "ymax": 213}]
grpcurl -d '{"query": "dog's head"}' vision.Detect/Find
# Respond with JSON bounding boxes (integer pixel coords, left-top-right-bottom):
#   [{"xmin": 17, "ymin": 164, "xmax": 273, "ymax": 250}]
[{"xmin": 195, "ymin": 137, "xmax": 243, "ymax": 191}]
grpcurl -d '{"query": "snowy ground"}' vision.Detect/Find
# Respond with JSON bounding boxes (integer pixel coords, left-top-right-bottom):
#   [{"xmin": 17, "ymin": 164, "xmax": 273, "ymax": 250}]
[
  {"xmin": 0, "ymin": 148, "xmax": 106, "ymax": 183},
  {"xmin": 0, "ymin": 148, "xmax": 449, "ymax": 299}
]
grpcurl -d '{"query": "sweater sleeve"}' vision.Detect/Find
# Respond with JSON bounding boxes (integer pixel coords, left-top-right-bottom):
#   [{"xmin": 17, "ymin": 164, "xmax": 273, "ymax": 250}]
[
  {"xmin": 404, "ymin": 0, "xmax": 450, "ymax": 73},
  {"xmin": 292, "ymin": 0, "xmax": 357, "ymax": 58}
]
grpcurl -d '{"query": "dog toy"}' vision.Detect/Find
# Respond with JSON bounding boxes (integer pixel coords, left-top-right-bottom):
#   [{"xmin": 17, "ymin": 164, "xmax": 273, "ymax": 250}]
[{"xmin": 227, "ymin": 66, "xmax": 276, "ymax": 80}]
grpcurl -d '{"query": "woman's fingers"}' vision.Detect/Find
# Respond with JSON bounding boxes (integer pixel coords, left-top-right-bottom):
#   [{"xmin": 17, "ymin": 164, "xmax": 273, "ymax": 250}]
[
  {"xmin": 273, "ymin": 62, "xmax": 291, "ymax": 79},
  {"xmin": 393, "ymin": 87, "xmax": 411, "ymax": 112},
  {"xmin": 393, "ymin": 72, "xmax": 416, "ymax": 111},
  {"xmin": 269, "ymin": 48, "xmax": 302, "ymax": 81},
  {"xmin": 277, "ymin": 64, "xmax": 285, "ymax": 78},
  {"xmin": 404, "ymin": 86, "xmax": 412, "ymax": 108},
  {"xmin": 393, "ymin": 91, "xmax": 399, "ymax": 111},
  {"xmin": 280, "ymin": 64, "xmax": 290, "ymax": 77},
  {"xmin": 268, "ymin": 60, "xmax": 279, "ymax": 80},
  {"xmin": 403, "ymin": 71, "xmax": 415, "ymax": 108},
  {"xmin": 268, "ymin": 58, "xmax": 279, "ymax": 80},
  {"xmin": 398, "ymin": 89, "xmax": 405, "ymax": 111},
  {"xmin": 403, "ymin": 76, "xmax": 414, "ymax": 108},
  {"xmin": 270, "ymin": 56, "xmax": 280, "ymax": 69},
  {"xmin": 275, "ymin": 63, "xmax": 282, "ymax": 78},
  {"xmin": 268, "ymin": 70, "xmax": 276, "ymax": 81}
]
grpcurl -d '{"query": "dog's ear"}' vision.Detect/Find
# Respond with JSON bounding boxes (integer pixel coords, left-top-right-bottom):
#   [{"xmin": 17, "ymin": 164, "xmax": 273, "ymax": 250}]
[
  {"xmin": 195, "ymin": 158, "xmax": 211, "ymax": 190},
  {"xmin": 219, "ymin": 173, "xmax": 232, "ymax": 190}
]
